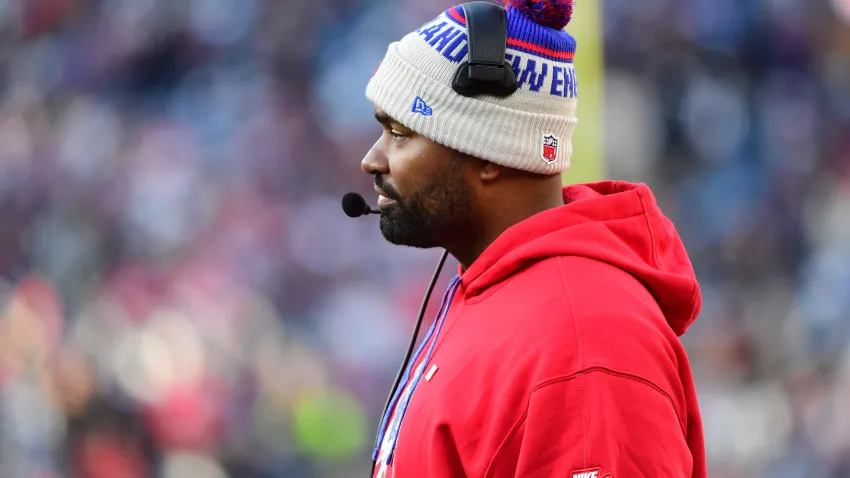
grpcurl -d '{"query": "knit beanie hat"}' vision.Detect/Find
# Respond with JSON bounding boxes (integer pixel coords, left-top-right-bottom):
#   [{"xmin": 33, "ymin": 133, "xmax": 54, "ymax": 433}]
[{"xmin": 366, "ymin": 0, "xmax": 578, "ymax": 175}]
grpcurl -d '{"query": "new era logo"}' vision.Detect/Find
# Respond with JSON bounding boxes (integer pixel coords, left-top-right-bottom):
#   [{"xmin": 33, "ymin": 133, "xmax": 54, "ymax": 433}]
[
  {"xmin": 571, "ymin": 468, "xmax": 612, "ymax": 478},
  {"xmin": 412, "ymin": 96, "xmax": 433, "ymax": 117}
]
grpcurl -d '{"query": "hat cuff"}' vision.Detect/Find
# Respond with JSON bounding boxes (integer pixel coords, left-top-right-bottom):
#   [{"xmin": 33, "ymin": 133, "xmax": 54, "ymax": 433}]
[{"xmin": 366, "ymin": 43, "xmax": 577, "ymax": 175}]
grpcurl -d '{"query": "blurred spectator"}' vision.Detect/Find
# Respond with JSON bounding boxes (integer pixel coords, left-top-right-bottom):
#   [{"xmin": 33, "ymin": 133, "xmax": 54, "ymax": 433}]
[{"xmin": 0, "ymin": 0, "xmax": 846, "ymax": 476}]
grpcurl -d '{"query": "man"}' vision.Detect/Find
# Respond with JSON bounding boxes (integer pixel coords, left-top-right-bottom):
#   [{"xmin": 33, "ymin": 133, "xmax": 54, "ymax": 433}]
[{"xmin": 361, "ymin": 0, "xmax": 707, "ymax": 477}]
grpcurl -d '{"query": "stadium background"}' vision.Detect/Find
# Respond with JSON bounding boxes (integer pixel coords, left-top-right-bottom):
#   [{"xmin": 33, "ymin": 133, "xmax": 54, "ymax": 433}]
[{"xmin": 0, "ymin": 0, "xmax": 849, "ymax": 477}]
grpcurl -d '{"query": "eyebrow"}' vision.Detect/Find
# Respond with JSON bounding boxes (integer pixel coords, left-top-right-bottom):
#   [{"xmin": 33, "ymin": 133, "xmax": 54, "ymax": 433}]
[{"xmin": 374, "ymin": 111, "xmax": 395, "ymax": 125}]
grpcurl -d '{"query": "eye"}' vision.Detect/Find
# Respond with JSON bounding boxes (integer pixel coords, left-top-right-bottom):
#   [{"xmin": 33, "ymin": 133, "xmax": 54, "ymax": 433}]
[{"xmin": 390, "ymin": 129, "xmax": 406, "ymax": 139}]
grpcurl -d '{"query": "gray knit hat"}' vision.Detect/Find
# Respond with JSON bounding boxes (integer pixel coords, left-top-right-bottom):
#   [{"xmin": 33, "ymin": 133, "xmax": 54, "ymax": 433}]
[{"xmin": 366, "ymin": 0, "xmax": 578, "ymax": 174}]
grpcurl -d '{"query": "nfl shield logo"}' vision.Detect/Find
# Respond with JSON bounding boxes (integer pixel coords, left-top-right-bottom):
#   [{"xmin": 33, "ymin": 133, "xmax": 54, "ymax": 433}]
[{"xmin": 541, "ymin": 134, "xmax": 559, "ymax": 163}]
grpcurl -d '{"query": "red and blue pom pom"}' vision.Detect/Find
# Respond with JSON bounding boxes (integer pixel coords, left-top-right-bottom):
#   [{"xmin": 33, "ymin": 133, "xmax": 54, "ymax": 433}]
[{"xmin": 505, "ymin": 0, "xmax": 574, "ymax": 30}]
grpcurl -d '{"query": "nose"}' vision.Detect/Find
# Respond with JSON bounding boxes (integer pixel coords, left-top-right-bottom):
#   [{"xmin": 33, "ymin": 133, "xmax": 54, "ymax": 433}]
[{"xmin": 361, "ymin": 137, "xmax": 389, "ymax": 175}]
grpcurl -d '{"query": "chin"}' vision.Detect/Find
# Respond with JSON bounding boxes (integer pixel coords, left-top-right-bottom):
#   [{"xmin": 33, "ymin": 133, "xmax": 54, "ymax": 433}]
[{"xmin": 379, "ymin": 212, "xmax": 439, "ymax": 249}]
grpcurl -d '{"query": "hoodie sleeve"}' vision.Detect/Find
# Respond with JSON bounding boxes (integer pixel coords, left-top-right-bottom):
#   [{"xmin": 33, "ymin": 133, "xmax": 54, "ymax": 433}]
[{"xmin": 484, "ymin": 368, "xmax": 693, "ymax": 478}]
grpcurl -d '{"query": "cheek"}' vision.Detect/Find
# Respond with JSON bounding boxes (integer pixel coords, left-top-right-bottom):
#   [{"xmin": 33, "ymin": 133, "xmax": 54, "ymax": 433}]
[
  {"xmin": 388, "ymin": 140, "xmax": 443, "ymax": 194},
  {"xmin": 387, "ymin": 149, "xmax": 418, "ymax": 181}
]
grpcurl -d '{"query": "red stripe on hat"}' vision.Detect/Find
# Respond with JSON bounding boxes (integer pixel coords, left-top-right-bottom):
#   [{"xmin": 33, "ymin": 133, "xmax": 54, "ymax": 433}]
[
  {"xmin": 507, "ymin": 38, "xmax": 575, "ymax": 60},
  {"xmin": 447, "ymin": 7, "xmax": 466, "ymax": 24},
  {"xmin": 446, "ymin": 8, "xmax": 575, "ymax": 61}
]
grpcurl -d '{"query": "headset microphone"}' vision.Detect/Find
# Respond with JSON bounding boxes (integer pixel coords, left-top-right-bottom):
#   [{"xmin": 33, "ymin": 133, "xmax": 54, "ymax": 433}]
[{"xmin": 342, "ymin": 192, "xmax": 381, "ymax": 217}]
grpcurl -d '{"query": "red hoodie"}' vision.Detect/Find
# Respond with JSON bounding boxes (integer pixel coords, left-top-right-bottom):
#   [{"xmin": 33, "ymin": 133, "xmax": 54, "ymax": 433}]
[{"xmin": 372, "ymin": 181, "xmax": 706, "ymax": 478}]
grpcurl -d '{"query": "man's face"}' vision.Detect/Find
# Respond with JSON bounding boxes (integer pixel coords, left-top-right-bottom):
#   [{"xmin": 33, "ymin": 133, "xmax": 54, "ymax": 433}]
[{"xmin": 361, "ymin": 108, "xmax": 475, "ymax": 248}]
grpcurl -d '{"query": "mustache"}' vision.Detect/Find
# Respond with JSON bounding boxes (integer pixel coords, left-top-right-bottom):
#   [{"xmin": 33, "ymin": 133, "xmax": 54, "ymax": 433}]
[{"xmin": 375, "ymin": 175, "xmax": 403, "ymax": 202}]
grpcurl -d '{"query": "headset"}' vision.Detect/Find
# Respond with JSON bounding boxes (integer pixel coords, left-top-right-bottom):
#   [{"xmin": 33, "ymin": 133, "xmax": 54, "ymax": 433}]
[
  {"xmin": 452, "ymin": 1, "xmax": 519, "ymax": 98},
  {"xmin": 369, "ymin": 2, "xmax": 517, "ymax": 476}
]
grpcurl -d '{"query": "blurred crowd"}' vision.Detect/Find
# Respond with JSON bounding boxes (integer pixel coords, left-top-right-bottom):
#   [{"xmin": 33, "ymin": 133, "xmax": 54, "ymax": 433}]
[{"xmin": 0, "ymin": 0, "xmax": 848, "ymax": 477}]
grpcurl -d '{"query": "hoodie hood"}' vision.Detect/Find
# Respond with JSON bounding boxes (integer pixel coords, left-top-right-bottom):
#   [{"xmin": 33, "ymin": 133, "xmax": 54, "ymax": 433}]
[{"xmin": 460, "ymin": 181, "xmax": 701, "ymax": 336}]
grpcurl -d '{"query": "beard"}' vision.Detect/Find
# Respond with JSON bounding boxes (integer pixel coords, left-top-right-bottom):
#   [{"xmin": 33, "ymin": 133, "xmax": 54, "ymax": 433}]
[{"xmin": 377, "ymin": 160, "xmax": 473, "ymax": 249}]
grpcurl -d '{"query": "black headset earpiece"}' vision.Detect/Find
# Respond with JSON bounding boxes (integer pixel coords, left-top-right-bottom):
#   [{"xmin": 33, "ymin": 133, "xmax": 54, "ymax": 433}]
[{"xmin": 451, "ymin": 1, "xmax": 518, "ymax": 98}]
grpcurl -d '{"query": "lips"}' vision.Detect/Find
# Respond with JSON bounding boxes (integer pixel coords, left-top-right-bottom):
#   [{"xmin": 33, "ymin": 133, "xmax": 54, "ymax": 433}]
[
  {"xmin": 377, "ymin": 195, "xmax": 396, "ymax": 208},
  {"xmin": 373, "ymin": 184, "xmax": 399, "ymax": 210},
  {"xmin": 374, "ymin": 184, "xmax": 399, "ymax": 203}
]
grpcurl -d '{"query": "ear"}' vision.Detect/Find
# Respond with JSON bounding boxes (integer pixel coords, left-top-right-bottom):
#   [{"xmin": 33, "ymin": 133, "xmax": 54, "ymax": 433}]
[{"xmin": 478, "ymin": 160, "xmax": 502, "ymax": 182}]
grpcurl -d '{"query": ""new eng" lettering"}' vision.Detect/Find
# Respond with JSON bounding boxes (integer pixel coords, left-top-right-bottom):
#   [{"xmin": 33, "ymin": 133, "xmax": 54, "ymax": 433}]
[{"xmin": 415, "ymin": 16, "xmax": 577, "ymax": 98}]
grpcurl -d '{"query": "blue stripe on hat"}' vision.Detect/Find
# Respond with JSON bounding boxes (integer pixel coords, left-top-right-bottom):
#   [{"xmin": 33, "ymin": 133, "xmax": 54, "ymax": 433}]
[{"xmin": 446, "ymin": 6, "xmax": 576, "ymax": 63}]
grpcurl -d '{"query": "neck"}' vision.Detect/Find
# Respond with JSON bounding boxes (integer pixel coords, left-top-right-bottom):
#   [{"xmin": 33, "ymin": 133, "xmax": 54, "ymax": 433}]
[{"xmin": 449, "ymin": 179, "xmax": 564, "ymax": 271}]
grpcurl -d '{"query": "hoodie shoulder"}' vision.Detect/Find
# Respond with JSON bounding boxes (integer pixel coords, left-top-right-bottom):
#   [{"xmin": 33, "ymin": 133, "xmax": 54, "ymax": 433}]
[
  {"xmin": 469, "ymin": 254, "xmax": 687, "ymax": 401},
  {"xmin": 462, "ymin": 181, "xmax": 701, "ymax": 336},
  {"xmin": 553, "ymin": 255, "xmax": 690, "ymax": 412}
]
